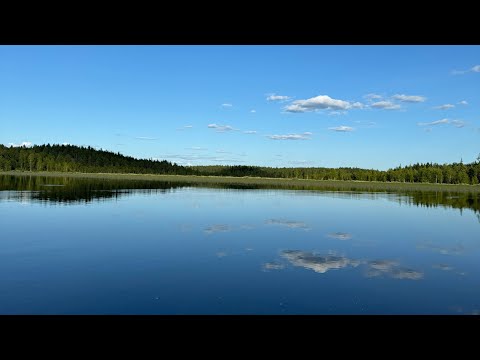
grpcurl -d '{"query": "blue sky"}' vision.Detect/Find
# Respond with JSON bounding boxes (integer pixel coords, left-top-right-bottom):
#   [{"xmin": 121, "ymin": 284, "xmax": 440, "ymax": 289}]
[{"xmin": 1, "ymin": 45, "xmax": 479, "ymax": 170}]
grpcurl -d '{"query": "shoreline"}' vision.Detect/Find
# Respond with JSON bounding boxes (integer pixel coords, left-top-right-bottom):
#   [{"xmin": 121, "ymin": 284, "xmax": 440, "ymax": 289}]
[{"xmin": 1, "ymin": 170, "xmax": 480, "ymax": 193}]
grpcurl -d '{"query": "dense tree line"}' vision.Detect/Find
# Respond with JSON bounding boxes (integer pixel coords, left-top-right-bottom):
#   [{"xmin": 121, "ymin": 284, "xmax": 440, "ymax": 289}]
[
  {"xmin": 0, "ymin": 144, "xmax": 194, "ymax": 175},
  {"xmin": 1, "ymin": 144, "xmax": 479, "ymax": 185},
  {"xmin": 192, "ymin": 161, "xmax": 480, "ymax": 185}
]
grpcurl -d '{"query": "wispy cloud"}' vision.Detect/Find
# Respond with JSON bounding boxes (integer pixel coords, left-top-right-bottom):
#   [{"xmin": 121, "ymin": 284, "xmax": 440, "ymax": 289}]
[
  {"xmin": 328, "ymin": 111, "xmax": 348, "ymax": 116},
  {"xmin": 215, "ymin": 149, "xmax": 231, "ymax": 154},
  {"xmin": 451, "ymin": 120, "xmax": 466, "ymax": 128},
  {"xmin": 243, "ymin": 130, "xmax": 257, "ymax": 134},
  {"xmin": 158, "ymin": 153, "xmax": 242, "ymax": 163},
  {"xmin": 177, "ymin": 125, "xmax": 193, "ymax": 131},
  {"xmin": 452, "ymin": 65, "xmax": 480, "ymax": 75},
  {"xmin": 417, "ymin": 118, "xmax": 465, "ymax": 128},
  {"xmin": 329, "ymin": 126, "xmax": 354, "ymax": 132},
  {"xmin": 211, "ymin": 158, "xmax": 246, "ymax": 163},
  {"xmin": 250, "ymin": 109, "xmax": 256, "ymax": 113},
  {"xmin": 186, "ymin": 147, "xmax": 208, "ymax": 151},
  {"xmin": 392, "ymin": 94, "xmax": 426, "ymax": 103},
  {"xmin": 287, "ymin": 160, "xmax": 312, "ymax": 166},
  {"xmin": 458, "ymin": 100, "xmax": 468, "ymax": 105},
  {"xmin": 417, "ymin": 118, "xmax": 450, "ymax": 126},
  {"xmin": 207, "ymin": 123, "xmax": 237, "ymax": 132},
  {"xmin": 434, "ymin": 104, "xmax": 455, "ymax": 110},
  {"xmin": 267, "ymin": 132, "xmax": 312, "ymax": 140},
  {"xmin": 135, "ymin": 136, "xmax": 157, "ymax": 140},
  {"xmin": 8, "ymin": 141, "xmax": 33, "ymax": 148},
  {"xmin": 221, "ymin": 103, "xmax": 233, "ymax": 108},
  {"xmin": 371, "ymin": 101, "xmax": 401, "ymax": 110},
  {"xmin": 364, "ymin": 93, "xmax": 383, "ymax": 101},
  {"xmin": 284, "ymin": 95, "xmax": 363, "ymax": 113},
  {"xmin": 267, "ymin": 93, "xmax": 291, "ymax": 102}
]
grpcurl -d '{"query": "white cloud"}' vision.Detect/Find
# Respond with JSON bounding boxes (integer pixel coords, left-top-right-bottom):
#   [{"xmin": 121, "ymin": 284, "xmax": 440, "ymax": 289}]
[
  {"xmin": 135, "ymin": 136, "xmax": 157, "ymax": 140},
  {"xmin": 243, "ymin": 130, "xmax": 257, "ymax": 134},
  {"xmin": 451, "ymin": 120, "xmax": 466, "ymax": 128},
  {"xmin": 458, "ymin": 100, "xmax": 468, "ymax": 105},
  {"xmin": 284, "ymin": 95, "xmax": 360, "ymax": 113},
  {"xmin": 186, "ymin": 147, "xmax": 208, "ymax": 151},
  {"xmin": 351, "ymin": 102, "xmax": 365, "ymax": 109},
  {"xmin": 267, "ymin": 132, "xmax": 312, "ymax": 140},
  {"xmin": 250, "ymin": 109, "xmax": 256, "ymax": 113},
  {"xmin": 329, "ymin": 126, "xmax": 354, "ymax": 132},
  {"xmin": 8, "ymin": 141, "xmax": 33, "ymax": 148},
  {"xmin": 392, "ymin": 94, "xmax": 426, "ymax": 103},
  {"xmin": 434, "ymin": 104, "xmax": 455, "ymax": 110},
  {"xmin": 472, "ymin": 65, "xmax": 480, "ymax": 72},
  {"xmin": 371, "ymin": 101, "xmax": 401, "ymax": 110},
  {"xmin": 266, "ymin": 94, "xmax": 291, "ymax": 102},
  {"xmin": 62, "ymin": 142, "xmax": 71, "ymax": 146},
  {"xmin": 221, "ymin": 103, "xmax": 233, "ymax": 108},
  {"xmin": 364, "ymin": 93, "xmax": 383, "ymax": 100},
  {"xmin": 215, "ymin": 149, "xmax": 231, "ymax": 154},
  {"xmin": 207, "ymin": 123, "xmax": 236, "ymax": 132},
  {"xmin": 417, "ymin": 118, "xmax": 450, "ymax": 126}
]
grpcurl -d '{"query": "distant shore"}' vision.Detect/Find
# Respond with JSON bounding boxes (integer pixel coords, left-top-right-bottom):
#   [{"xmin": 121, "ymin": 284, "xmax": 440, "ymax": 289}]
[{"xmin": 2, "ymin": 170, "xmax": 480, "ymax": 193}]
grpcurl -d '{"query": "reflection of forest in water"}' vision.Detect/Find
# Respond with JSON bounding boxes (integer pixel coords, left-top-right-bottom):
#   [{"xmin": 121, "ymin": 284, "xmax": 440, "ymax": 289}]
[{"xmin": 1, "ymin": 175, "xmax": 479, "ymax": 217}]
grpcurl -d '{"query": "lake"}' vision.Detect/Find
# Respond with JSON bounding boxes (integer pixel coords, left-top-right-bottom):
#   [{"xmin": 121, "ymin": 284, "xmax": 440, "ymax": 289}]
[{"xmin": 1, "ymin": 174, "xmax": 479, "ymax": 314}]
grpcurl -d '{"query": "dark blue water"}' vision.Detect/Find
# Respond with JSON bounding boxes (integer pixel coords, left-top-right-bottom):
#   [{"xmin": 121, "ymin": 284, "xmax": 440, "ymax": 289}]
[{"xmin": 1, "ymin": 178, "xmax": 479, "ymax": 314}]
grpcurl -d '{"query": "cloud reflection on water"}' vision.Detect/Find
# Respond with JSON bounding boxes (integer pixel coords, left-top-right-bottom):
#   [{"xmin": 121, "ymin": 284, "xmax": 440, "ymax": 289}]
[
  {"xmin": 204, "ymin": 224, "xmax": 231, "ymax": 234},
  {"xmin": 327, "ymin": 232, "xmax": 352, "ymax": 240},
  {"xmin": 274, "ymin": 251, "xmax": 423, "ymax": 280},
  {"xmin": 265, "ymin": 219, "xmax": 310, "ymax": 230},
  {"xmin": 262, "ymin": 262, "xmax": 285, "ymax": 271},
  {"xmin": 281, "ymin": 250, "xmax": 360, "ymax": 273},
  {"xmin": 365, "ymin": 260, "xmax": 423, "ymax": 280}
]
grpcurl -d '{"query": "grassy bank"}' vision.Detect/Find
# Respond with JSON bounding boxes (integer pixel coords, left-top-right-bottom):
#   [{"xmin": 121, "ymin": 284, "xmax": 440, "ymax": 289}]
[{"xmin": 2, "ymin": 170, "xmax": 480, "ymax": 193}]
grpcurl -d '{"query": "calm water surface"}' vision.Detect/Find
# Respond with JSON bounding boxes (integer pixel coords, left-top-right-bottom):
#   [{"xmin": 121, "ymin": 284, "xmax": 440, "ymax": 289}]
[{"xmin": 1, "ymin": 175, "xmax": 479, "ymax": 314}]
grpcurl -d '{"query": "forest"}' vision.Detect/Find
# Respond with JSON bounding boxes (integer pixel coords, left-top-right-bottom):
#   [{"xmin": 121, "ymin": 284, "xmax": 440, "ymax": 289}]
[{"xmin": 1, "ymin": 144, "xmax": 479, "ymax": 185}]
